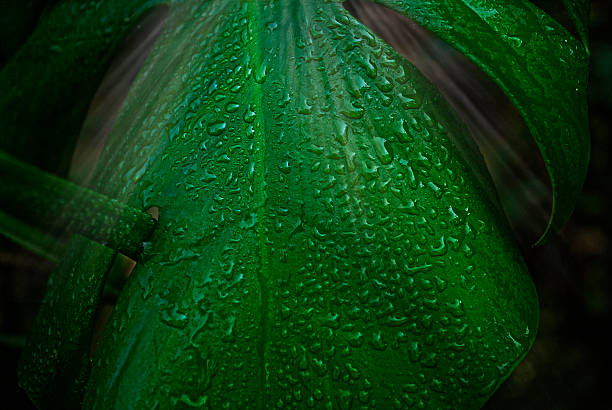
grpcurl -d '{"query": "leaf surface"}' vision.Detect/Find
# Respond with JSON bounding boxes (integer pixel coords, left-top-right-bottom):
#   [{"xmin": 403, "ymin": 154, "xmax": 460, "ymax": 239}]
[
  {"xmin": 18, "ymin": 236, "xmax": 116, "ymax": 409},
  {"xmin": 68, "ymin": 1, "xmax": 539, "ymax": 409},
  {"xmin": 562, "ymin": 0, "xmax": 591, "ymax": 52},
  {"xmin": 370, "ymin": 0, "xmax": 590, "ymax": 244}
]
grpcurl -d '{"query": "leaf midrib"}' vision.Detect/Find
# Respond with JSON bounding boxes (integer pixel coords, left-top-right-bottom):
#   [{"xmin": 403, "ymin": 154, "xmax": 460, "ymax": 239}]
[{"xmin": 248, "ymin": 2, "xmax": 270, "ymax": 408}]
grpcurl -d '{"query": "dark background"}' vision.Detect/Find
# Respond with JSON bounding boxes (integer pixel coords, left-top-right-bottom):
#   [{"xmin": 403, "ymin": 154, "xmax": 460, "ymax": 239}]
[{"xmin": 1, "ymin": 1, "xmax": 611, "ymax": 409}]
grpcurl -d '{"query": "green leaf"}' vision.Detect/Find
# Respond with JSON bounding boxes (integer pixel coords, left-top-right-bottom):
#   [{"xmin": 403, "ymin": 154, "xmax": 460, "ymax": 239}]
[
  {"xmin": 18, "ymin": 235, "xmax": 116, "ymax": 409},
  {"xmin": 562, "ymin": 0, "xmax": 591, "ymax": 53},
  {"xmin": 0, "ymin": 150, "xmax": 156, "ymax": 259},
  {"xmin": 370, "ymin": 0, "xmax": 590, "ymax": 245},
  {"xmin": 0, "ymin": 209, "xmax": 65, "ymax": 263},
  {"xmin": 0, "ymin": 0, "xmax": 166, "ymax": 176},
  {"xmin": 13, "ymin": 0, "xmax": 588, "ymax": 409},
  {"xmin": 77, "ymin": 1, "xmax": 537, "ymax": 408}
]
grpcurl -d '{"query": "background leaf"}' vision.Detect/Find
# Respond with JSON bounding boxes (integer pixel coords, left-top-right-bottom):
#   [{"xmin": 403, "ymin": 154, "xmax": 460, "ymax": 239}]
[
  {"xmin": 371, "ymin": 0, "xmax": 590, "ymax": 244},
  {"xmin": 18, "ymin": 236, "xmax": 116, "ymax": 409},
  {"xmin": 562, "ymin": 0, "xmax": 591, "ymax": 52},
  {"xmin": 0, "ymin": 0, "xmax": 166, "ymax": 176}
]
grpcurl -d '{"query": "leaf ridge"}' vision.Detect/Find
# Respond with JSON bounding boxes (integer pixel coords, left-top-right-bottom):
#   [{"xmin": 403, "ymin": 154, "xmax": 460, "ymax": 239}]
[{"xmin": 249, "ymin": 2, "xmax": 271, "ymax": 407}]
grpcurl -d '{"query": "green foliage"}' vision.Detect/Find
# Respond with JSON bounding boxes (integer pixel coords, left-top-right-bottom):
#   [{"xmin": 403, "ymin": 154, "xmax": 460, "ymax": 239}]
[
  {"xmin": 0, "ymin": 150, "xmax": 156, "ymax": 259},
  {"xmin": 0, "ymin": 0, "xmax": 166, "ymax": 175},
  {"xmin": 562, "ymin": 0, "xmax": 591, "ymax": 52},
  {"xmin": 0, "ymin": 0, "xmax": 589, "ymax": 409},
  {"xmin": 374, "ymin": 0, "xmax": 590, "ymax": 245},
  {"xmin": 19, "ymin": 236, "xmax": 116, "ymax": 409}
]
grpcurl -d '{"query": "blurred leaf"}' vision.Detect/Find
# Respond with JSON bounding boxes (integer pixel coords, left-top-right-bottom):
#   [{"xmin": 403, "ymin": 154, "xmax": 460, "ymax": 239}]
[
  {"xmin": 0, "ymin": 0, "xmax": 166, "ymax": 176},
  {"xmin": 0, "ymin": 209, "xmax": 64, "ymax": 263},
  {"xmin": 0, "ymin": 0, "xmax": 58, "ymax": 64},
  {"xmin": 0, "ymin": 150, "xmax": 156, "ymax": 259}
]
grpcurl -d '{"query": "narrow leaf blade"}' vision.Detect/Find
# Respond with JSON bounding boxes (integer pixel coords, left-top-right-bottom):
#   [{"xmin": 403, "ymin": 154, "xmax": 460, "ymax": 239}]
[
  {"xmin": 0, "ymin": 150, "xmax": 156, "ymax": 258},
  {"xmin": 18, "ymin": 236, "xmax": 116, "ymax": 409}
]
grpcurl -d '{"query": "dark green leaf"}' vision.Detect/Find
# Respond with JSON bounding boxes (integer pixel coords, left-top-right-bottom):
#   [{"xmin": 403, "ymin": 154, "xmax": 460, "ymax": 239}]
[
  {"xmin": 0, "ymin": 150, "xmax": 156, "ymax": 259},
  {"xmin": 0, "ymin": 209, "xmax": 65, "ymax": 263},
  {"xmin": 0, "ymin": 0, "xmax": 166, "ymax": 175},
  {"xmin": 372, "ymin": 0, "xmax": 590, "ymax": 244},
  {"xmin": 77, "ymin": 2, "xmax": 538, "ymax": 408},
  {"xmin": 18, "ymin": 235, "xmax": 116, "ymax": 409},
  {"xmin": 562, "ymin": 0, "xmax": 591, "ymax": 52}
]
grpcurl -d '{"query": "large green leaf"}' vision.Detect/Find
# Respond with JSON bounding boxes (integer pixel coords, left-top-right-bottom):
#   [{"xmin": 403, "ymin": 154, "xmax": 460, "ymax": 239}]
[
  {"xmin": 10, "ymin": 0, "xmax": 588, "ymax": 409},
  {"xmin": 82, "ymin": 1, "xmax": 538, "ymax": 408}
]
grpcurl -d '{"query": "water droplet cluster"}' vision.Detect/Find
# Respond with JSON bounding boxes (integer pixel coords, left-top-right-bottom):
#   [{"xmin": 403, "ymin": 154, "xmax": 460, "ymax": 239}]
[{"xmin": 83, "ymin": 1, "xmax": 538, "ymax": 409}]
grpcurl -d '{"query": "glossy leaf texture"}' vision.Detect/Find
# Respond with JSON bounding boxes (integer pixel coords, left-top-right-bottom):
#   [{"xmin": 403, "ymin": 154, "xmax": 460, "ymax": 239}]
[
  {"xmin": 371, "ymin": 0, "xmax": 590, "ymax": 244},
  {"xmin": 76, "ymin": 0, "xmax": 540, "ymax": 408},
  {"xmin": 10, "ymin": 0, "xmax": 589, "ymax": 408}
]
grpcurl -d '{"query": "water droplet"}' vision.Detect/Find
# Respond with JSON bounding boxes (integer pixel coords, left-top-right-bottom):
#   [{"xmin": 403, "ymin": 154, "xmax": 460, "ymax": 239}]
[
  {"xmin": 253, "ymin": 61, "xmax": 267, "ymax": 84},
  {"xmin": 201, "ymin": 169, "xmax": 217, "ymax": 183},
  {"xmin": 376, "ymin": 75, "xmax": 394, "ymax": 92},
  {"xmin": 266, "ymin": 21, "xmax": 278, "ymax": 32},
  {"xmin": 243, "ymin": 105, "xmax": 256, "ymax": 123},
  {"xmin": 208, "ymin": 79, "xmax": 218, "ymax": 95},
  {"xmin": 368, "ymin": 330, "xmax": 387, "ymax": 351},
  {"xmin": 297, "ymin": 96, "xmax": 312, "ymax": 115},
  {"xmin": 225, "ymin": 102, "xmax": 240, "ymax": 113},
  {"xmin": 207, "ymin": 121, "xmax": 226, "ymax": 136},
  {"xmin": 336, "ymin": 121, "xmax": 350, "ymax": 146},
  {"xmin": 337, "ymin": 390, "xmax": 353, "ymax": 410},
  {"xmin": 373, "ymin": 137, "xmax": 394, "ymax": 165},
  {"xmin": 398, "ymin": 91, "xmax": 420, "ymax": 109},
  {"xmin": 394, "ymin": 118, "xmax": 413, "ymax": 143},
  {"xmin": 340, "ymin": 104, "xmax": 364, "ymax": 119}
]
